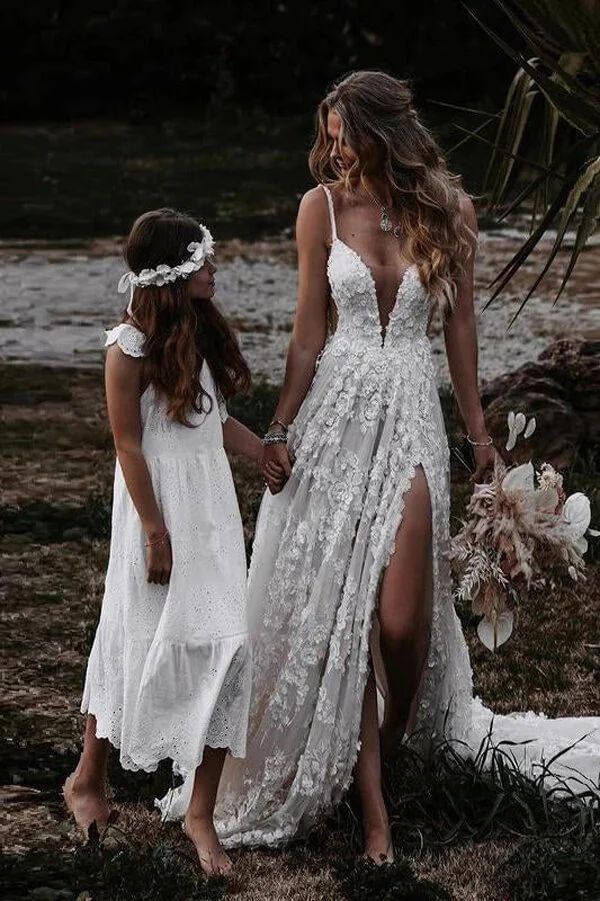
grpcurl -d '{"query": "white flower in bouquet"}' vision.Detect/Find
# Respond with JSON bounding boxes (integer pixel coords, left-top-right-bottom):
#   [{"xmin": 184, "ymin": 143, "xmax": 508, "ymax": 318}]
[
  {"xmin": 537, "ymin": 462, "xmax": 563, "ymax": 493},
  {"xmin": 505, "ymin": 411, "xmax": 536, "ymax": 452},
  {"xmin": 561, "ymin": 492, "xmax": 595, "ymax": 557},
  {"xmin": 450, "ymin": 410, "xmax": 597, "ymax": 652}
]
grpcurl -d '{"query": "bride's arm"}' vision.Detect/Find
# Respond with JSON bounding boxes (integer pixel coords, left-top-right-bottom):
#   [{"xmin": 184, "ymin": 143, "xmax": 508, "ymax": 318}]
[
  {"xmin": 443, "ymin": 195, "xmax": 496, "ymax": 479},
  {"xmin": 275, "ymin": 188, "xmax": 331, "ymax": 424},
  {"xmin": 263, "ymin": 188, "xmax": 331, "ymax": 484}
]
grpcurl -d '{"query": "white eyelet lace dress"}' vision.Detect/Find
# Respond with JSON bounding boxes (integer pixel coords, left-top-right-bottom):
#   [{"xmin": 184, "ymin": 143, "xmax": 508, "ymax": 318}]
[
  {"xmin": 81, "ymin": 322, "xmax": 251, "ymax": 783},
  {"xmin": 158, "ymin": 185, "xmax": 600, "ymax": 838}
]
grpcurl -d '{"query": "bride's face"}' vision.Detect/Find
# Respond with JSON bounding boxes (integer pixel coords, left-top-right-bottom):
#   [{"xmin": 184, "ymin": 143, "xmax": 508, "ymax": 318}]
[
  {"xmin": 187, "ymin": 256, "xmax": 217, "ymax": 301},
  {"xmin": 327, "ymin": 110, "xmax": 357, "ymax": 174}
]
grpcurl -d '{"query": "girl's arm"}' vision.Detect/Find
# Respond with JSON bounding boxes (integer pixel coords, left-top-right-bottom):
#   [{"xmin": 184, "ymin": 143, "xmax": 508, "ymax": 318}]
[
  {"xmin": 443, "ymin": 195, "xmax": 496, "ymax": 479},
  {"xmin": 105, "ymin": 346, "xmax": 171, "ymax": 584},
  {"xmin": 222, "ymin": 416, "xmax": 262, "ymax": 463},
  {"xmin": 263, "ymin": 188, "xmax": 331, "ymax": 484}
]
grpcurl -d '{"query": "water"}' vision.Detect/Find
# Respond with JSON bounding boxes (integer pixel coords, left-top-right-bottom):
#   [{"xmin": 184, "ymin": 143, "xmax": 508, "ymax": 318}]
[{"xmin": 1, "ymin": 228, "xmax": 598, "ymax": 387}]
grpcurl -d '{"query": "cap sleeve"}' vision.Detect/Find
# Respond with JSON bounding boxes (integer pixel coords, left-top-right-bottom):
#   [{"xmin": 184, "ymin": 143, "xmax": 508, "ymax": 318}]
[{"xmin": 104, "ymin": 323, "xmax": 146, "ymax": 358}]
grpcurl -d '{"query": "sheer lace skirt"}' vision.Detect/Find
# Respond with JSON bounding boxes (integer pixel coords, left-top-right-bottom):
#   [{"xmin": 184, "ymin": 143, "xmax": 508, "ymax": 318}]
[{"xmin": 178, "ymin": 342, "xmax": 474, "ymax": 845}]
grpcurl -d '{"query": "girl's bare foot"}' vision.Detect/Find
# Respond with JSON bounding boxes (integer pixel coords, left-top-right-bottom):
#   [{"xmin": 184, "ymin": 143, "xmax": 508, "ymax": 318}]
[
  {"xmin": 62, "ymin": 772, "xmax": 112, "ymax": 840},
  {"xmin": 362, "ymin": 825, "xmax": 395, "ymax": 865},
  {"xmin": 183, "ymin": 813, "xmax": 232, "ymax": 877}
]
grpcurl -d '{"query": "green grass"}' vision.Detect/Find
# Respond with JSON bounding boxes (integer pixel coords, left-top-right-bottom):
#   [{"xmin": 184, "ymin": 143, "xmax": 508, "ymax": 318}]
[
  {"xmin": 0, "ymin": 116, "xmax": 311, "ymax": 242},
  {"xmin": 0, "ymin": 109, "xmax": 497, "ymax": 244}
]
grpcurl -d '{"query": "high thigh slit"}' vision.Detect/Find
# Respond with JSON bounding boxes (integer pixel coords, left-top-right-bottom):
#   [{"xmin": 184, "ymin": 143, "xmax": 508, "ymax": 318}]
[{"xmin": 373, "ymin": 463, "xmax": 434, "ymax": 742}]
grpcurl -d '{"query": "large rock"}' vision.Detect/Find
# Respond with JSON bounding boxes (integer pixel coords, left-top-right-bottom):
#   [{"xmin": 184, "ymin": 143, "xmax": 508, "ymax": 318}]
[{"xmin": 481, "ymin": 339, "xmax": 600, "ymax": 467}]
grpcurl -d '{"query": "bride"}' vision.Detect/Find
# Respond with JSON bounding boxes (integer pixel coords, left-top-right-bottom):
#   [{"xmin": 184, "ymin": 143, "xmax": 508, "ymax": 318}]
[{"xmin": 159, "ymin": 70, "xmax": 599, "ymax": 862}]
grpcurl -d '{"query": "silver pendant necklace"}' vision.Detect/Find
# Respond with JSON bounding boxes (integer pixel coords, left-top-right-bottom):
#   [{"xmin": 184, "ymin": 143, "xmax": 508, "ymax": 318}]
[
  {"xmin": 364, "ymin": 184, "xmax": 402, "ymax": 239},
  {"xmin": 380, "ymin": 207, "xmax": 394, "ymax": 232}
]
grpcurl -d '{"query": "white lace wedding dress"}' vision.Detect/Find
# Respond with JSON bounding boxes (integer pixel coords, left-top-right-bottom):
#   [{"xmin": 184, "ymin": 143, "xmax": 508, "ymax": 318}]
[{"xmin": 157, "ymin": 186, "xmax": 599, "ymax": 840}]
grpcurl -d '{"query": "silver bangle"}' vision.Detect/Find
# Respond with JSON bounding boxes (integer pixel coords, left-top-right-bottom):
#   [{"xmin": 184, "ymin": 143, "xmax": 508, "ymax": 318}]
[
  {"xmin": 268, "ymin": 418, "xmax": 288, "ymax": 433},
  {"xmin": 466, "ymin": 433, "xmax": 493, "ymax": 447}
]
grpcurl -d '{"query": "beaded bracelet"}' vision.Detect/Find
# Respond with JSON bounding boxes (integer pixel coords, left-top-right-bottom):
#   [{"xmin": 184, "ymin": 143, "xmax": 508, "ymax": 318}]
[{"xmin": 262, "ymin": 433, "xmax": 288, "ymax": 446}]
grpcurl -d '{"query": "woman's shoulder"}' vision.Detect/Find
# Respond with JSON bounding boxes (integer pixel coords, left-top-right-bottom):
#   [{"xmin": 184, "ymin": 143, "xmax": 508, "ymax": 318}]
[
  {"xmin": 456, "ymin": 189, "xmax": 477, "ymax": 227},
  {"xmin": 299, "ymin": 183, "xmax": 339, "ymax": 212},
  {"xmin": 104, "ymin": 322, "xmax": 147, "ymax": 358},
  {"xmin": 297, "ymin": 185, "xmax": 333, "ymax": 243},
  {"xmin": 300, "ymin": 184, "xmax": 329, "ymax": 204}
]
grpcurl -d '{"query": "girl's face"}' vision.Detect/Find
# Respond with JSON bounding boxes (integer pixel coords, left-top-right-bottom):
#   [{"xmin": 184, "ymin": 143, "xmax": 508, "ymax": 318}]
[
  {"xmin": 327, "ymin": 109, "xmax": 357, "ymax": 173},
  {"xmin": 187, "ymin": 256, "xmax": 217, "ymax": 301}
]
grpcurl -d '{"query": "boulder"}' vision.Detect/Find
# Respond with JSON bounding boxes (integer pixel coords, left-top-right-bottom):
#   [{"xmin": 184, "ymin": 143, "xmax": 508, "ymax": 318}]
[{"xmin": 480, "ymin": 338, "xmax": 599, "ymax": 468}]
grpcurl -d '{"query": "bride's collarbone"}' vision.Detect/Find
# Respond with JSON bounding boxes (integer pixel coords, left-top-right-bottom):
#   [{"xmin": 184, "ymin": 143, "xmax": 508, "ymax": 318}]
[{"xmin": 337, "ymin": 231, "xmax": 412, "ymax": 279}]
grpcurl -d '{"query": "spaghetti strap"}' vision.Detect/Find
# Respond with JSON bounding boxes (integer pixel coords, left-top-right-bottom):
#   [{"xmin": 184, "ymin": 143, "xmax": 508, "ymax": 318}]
[{"xmin": 320, "ymin": 184, "xmax": 337, "ymax": 243}]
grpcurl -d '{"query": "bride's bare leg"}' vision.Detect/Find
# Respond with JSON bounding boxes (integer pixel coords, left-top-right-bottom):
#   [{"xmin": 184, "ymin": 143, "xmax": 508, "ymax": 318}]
[
  {"xmin": 378, "ymin": 465, "xmax": 433, "ymax": 746},
  {"xmin": 355, "ymin": 667, "xmax": 394, "ymax": 864},
  {"xmin": 184, "ymin": 747, "xmax": 232, "ymax": 877}
]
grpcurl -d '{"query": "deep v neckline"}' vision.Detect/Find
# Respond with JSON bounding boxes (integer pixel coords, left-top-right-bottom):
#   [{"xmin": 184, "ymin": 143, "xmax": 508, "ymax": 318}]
[{"xmin": 332, "ymin": 237, "xmax": 417, "ymax": 345}]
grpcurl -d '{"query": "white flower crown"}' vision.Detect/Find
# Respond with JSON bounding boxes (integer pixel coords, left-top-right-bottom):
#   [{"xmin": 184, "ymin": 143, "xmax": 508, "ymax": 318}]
[{"xmin": 117, "ymin": 224, "xmax": 215, "ymax": 314}]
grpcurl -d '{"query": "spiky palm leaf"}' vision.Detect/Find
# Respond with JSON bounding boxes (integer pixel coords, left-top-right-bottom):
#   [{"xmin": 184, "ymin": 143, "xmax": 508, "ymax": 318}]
[{"xmin": 457, "ymin": 0, "xmax": 600, "ymax": 322}]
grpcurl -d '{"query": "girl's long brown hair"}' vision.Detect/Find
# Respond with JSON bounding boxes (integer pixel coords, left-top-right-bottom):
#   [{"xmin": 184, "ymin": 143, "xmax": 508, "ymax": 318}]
[
  {"xmin": 309, "ymin": 70, "xmax": 477, "ymax": 315},
  {"xmin": 123, "ymin": 208, "xmax": 251, "ymax": 426}
]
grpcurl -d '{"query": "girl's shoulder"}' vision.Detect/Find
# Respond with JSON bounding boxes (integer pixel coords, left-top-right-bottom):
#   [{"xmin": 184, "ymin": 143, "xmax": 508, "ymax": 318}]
[{"xmin": 104, "ymin": 322, "xmax": 146, "ymax": 358}]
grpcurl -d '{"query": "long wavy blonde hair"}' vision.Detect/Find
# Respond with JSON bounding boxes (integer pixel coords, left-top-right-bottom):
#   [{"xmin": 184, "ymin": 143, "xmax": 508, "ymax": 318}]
[{"xmin": 309, "ymin": 70, "xmax": 477, "ymax": 315}]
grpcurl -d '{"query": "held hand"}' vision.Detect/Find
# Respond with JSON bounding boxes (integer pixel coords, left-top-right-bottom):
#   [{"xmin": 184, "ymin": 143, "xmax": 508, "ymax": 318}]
[
  {"xmin": 264, "ymin": 468, "xmax": 286, "ymax": 494},
  {"xmin": 262, "ymin": 442, "xmax": 292, "ymax": 494},
  {"xmin": 146, "ymin": 532, "xmax": 172, "ymax": 585}
]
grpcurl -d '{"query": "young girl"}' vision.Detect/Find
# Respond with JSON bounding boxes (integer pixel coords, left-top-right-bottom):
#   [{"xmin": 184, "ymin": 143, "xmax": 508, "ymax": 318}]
[{"xmin": 63, "ymin": 208, "xmax": 273, "ymax": 875}]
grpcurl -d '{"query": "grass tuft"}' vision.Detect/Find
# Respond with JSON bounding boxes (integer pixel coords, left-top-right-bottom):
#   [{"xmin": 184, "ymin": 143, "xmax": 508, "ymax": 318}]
[
  {"xmin": 385, "ymin": 733, "xmax": 597, "ymax": 850},
  {"xmin": 333, "ymin": 854, "xmax": 452, "ymax": 900}
]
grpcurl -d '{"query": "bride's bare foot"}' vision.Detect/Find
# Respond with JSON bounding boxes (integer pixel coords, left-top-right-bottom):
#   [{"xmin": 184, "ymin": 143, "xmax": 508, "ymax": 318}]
[
  {"xmin": 62, "ymin": 772, "xmax": 112, "ymax": 840},
  {"xmin": 183, "ymin": 813, "xmax": 232, "ymax": 877},
  {"xmin": 362, "ymin": 825, "xmax": 394, "ymax": 866}
]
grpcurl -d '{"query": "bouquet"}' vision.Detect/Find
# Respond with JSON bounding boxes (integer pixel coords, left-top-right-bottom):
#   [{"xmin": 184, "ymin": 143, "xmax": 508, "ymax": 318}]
[{"xmin": 450, "ymin": 411, "xmax": 598, "ymax": 651}]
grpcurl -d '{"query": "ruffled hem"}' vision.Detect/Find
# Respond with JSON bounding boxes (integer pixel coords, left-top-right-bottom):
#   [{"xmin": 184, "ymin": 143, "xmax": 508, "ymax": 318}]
[
  {"xmin": 85, "ymin": 703, "xmax": 248, "ymax": 776},
  {"xmin": 81, "ymin": 618, "xmax": 252, "ymax": 779}
]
